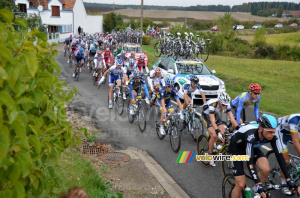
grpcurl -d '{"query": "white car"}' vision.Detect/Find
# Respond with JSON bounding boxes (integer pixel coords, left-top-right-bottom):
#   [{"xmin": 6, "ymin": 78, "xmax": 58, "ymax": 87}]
[
  {"xmin": 151, "ymin": 58, "xmax": 226, "ymax": 103},
  {"xmin": 233, "ymin": 25, "xmax": 244, "ymax": 30},
  {"xmin": 252, "ymin": 24, "xmax": 262, "ymax": 29},
  {"xmin": 275, "ymin": 23, "xmax": 283, "ymax": 28}
]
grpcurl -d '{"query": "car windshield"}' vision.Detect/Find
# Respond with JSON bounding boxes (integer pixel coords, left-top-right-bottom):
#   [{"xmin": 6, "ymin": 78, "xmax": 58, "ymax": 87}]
[
  {"xmin": 124, "ymin": 46, "xmax": 143, "ymax": 53},
  {"xmin": 177, "ymin": 63, "xmax": 212, "ymax": 75}
]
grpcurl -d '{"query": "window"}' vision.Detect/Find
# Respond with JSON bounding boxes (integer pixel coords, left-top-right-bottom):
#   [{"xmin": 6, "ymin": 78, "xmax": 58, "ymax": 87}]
[
  {"xmin": 18, "ymin": 4, "xmax": 27, "ymax": 13},
  {"xmin": 167, "ymin": 62, "xmax": 175, "ymax": 72},
  {"xmin": 158, "ymin": 59, "xmax": 168, "ymax": 70},
  {"xmin": 52, "ymin": 6, "xmax": 60, "ymax": 16},
  {"xmin": 48, "ymin": 25, "xmax": 58, "ymax": 33}
]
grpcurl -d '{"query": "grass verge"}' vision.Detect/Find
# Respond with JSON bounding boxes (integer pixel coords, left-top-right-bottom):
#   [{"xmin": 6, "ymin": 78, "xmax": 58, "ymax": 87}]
[
  {"xmin": 38, "ymin": 149, "xmax": 121, "ymax": 198},
  {"xmin": 266, "ymin": 32, "xmax": 300, "ymax": 47},
  {"xmin": 143, "ymin": 39, "xmax": 300, "ymax": 116}
]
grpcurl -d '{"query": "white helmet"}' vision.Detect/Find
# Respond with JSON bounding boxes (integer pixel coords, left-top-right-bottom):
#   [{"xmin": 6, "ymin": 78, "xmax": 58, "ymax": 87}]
[{"xmin": 218, "ymin": 92, "xmax": 231, "ymax": 106}]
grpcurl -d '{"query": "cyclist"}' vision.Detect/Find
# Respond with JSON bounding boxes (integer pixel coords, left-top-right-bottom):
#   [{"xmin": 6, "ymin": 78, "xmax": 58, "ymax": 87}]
[
  {"xmin": 93, "ymin": 50, "xmax": 106, "ymax": 82},
  {"xmin": 231, "ymin": 83, "xmax": 261, "ymax": 125},
  {"xmin": 73, "ymin": 48, "xmax": 85, "ymax": 78},
  {"xmin": 87, "ymin": 42, "xmax": 99, "ymax": 70},
  {"xmin": 135, "ymin": 54, "xmax": 149, "ymax": 75},
  {"xmin": 128, "ymin": 70, "xmax": 151, "ymax": 115},
  {"xmin": 148, "ymin": 67, "xmax": 165, "ymax": 103},
  {"xmin": 202, "ymin": 92, "xmax": 238, "ymax": 167},
  {"xmin": 276, "ymin": 113, "xmax": 300, "ymax": 195},
  {"xmin": 68, "ymin": 41, "xmax": 77, "ymax": 64},
  {"xmin": 123, "ymin": 58, "xmax": 137, "ymax": 100},
  {"xmin": 98, "ymin": 59, "xmax": 125, "ymax": 109},
  {"xmin": 182, "ymin": 76, "xmax": 206, "ymax": 110},
  {"xmin": 158, "ymin": 78, "xmax": 184, "ymax": 135},
  {"xmin": 64, "ymin": 34, "xmax": 72, "ymax": 54},
  {"xmin": 102, "ymin": 47, "xmax": 114, "ymax": 69},
  {"xmin": 229, "ymin": 114, "xmax": 300, "ymax": 198}
]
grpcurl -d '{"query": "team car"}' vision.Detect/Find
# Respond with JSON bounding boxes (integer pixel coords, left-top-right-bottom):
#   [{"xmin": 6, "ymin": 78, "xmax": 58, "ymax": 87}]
[
  {"xmin": 123, "ymin": 43, "xmax": 148, "ymax": 64},
  {"xmin": 151, "ymin": 57, "xmax": 226, "ymax": 104}
]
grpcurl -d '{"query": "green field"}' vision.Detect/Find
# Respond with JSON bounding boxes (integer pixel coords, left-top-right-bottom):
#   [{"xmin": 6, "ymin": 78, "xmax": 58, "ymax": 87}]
[
  {"xmin": 266, "ymin": 32, "xmax": 300, "ymax": 47},
  {"xmin": 143, "ymin": 41, "xmax": 300, "ymax": 116}
]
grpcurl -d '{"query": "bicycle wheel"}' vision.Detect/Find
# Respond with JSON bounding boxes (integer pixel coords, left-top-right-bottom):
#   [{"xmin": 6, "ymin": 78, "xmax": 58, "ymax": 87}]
[
  {"xmin": 200, "ymin": 44, "xmax": 209, "ymax": 62},
  {"xmin": 221, "ymin": 147, "xmax": 233, "ymax": 177},
  {"xmin": 69, "ymin": 58, "xmax": 73, "ymax": 68},
  {"xmin": 75, "ymin": 71, "xmax": 80, "ymax": 81},
  {"xmin": 266, "ymin": 150, "xmax": 283, "ymax": 185},
  {"xmin": 170, "ymin": 120, "xmax": 181, "ymax": 153},
  {"xmin": 127, "ymin": 100, "xmax": 134, "ymax": 123},
  {"xmin": 154, "ymin": 42, "xmax": 162, "ymax": 57},
  {"xmin": 137, "ymin": 102, "xmax": 146, "ymax": 132},
  {"xmin": 222, "ymin": 174, "xmax": 236, "ymax": 198},
  {"xmin": 196, "ymin": 133, "xmax": 210, "ymax": 167},
  {"xmin": 155, "ymin": 108, "xmax": 165, "ymax": 140},
  {"xmin": 190, "ymin": 117, "xmax": 205, "ymax": 142},
  {"xmin": 115, "ymin": 95, "xmax": 124, "ymax": 116},
  {"xmin": 64, "ymin": 49, "xmax": 67, "ymax": 57}
]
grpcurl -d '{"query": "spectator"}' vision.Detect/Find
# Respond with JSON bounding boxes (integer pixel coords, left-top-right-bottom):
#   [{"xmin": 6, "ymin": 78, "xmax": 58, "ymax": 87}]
[{"xmin": 78, "ymin": 26, "xmax": 81, "ymax": 35}]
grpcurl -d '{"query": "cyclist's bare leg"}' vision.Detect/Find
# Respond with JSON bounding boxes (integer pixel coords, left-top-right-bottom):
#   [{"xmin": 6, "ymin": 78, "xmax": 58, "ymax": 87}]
[
  {"xmin": 123, "ymin": 75, "xmax": 128, "ymax": 93},
  {"xmin": 231, "ymin": 175, "xmax": 246, "ymax": 198},
  {"xmin": 256, "ymin": 157, "xmax": 270, "ymax": 184},
  {"xmin": 208, "ymin": 127, "xmax": 217, "ymax": 154},
  {"xmin": 183, "ymin": 95, "xmax": 191, "ymax": 110},
  {"xmin": 74, "ymin": 63, "xmax": 78, "ymax": 73},
  {"xmin": 109, "ymin": 85, "xmax": 113, "ymax": 100}
]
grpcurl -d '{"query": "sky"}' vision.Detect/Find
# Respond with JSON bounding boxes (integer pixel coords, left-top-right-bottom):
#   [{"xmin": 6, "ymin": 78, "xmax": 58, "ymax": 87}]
[{"xmin": 84, "ymin": 0, "xmax": 300, "ymax": 7}]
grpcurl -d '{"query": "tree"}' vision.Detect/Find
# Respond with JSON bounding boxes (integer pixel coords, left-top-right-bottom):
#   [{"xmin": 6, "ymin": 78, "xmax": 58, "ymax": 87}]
[
  {"xmin": 0, "ymin": 0, "xmax": 18, "ymax": 12},
  {"xmin": 253, "ymin": 26, "xmax": 266, "ymax": 47},
  {"xmin": 0, "ymin": 9, "xmax": 77, "ymax": 197},
  {"xmin": 103, "ymin": 12, "xmax": 117, "ymax": 32},
  {"xmin": 217, "ymin": 13, "xmax": 235, "ymax": 40},
  {"xmin": 277, "ymin": 5, "xmax": 284, "ymax": 18}
]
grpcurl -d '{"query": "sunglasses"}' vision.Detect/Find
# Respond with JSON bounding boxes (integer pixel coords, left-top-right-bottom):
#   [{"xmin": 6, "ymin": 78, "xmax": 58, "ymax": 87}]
[
  {"xmin": 263, "ymin": 128, "xmax": 276, "ymax": 134},
  {"xmin": 167, "ymin": 86, "xmax": 173, "ymax": 88},
  {"xmin": 252, "ymin": 92, "xmax": 260, "ymax": 95}
]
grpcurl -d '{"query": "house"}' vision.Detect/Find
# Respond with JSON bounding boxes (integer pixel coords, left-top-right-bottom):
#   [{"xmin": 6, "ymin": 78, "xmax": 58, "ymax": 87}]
[
  {"xmin": 14, "ymin": 0, "xmax": 103, "ymax": 42},
  {"xmin": 282, "ymin": 10, "xmax": 300, "ymax": 18}
]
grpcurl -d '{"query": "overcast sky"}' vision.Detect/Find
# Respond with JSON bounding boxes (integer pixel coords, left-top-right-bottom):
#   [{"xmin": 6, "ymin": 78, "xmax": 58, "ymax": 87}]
[{"xmin": 84, "ymin": 0, "xmax": 299, "ymax": 7}]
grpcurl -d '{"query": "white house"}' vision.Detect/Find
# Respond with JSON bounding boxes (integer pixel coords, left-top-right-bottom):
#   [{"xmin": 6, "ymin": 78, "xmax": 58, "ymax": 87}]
[{"xmin": 14, "ymin": 0, "xmax": 103, "ymax": 42}]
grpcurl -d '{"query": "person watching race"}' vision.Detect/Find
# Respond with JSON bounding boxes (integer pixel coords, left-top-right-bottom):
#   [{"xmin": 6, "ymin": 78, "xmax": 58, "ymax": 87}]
[
  {"xmin": 158, "ymin": 78, "xmax": 184, "ymax": 135},
  {"xmin": 231, "ymin": 83, "xmax": 261, "ymax": 125},
  {"xmin": 182, "ymin": 76, "xmax": 206, "ymax": 110},
  {"xmin": 128, "ymin": 69, "xmax": 151, "ymax": 115},
  {"xmin": 73, "ymin": 48, "xmax": 85, "ymax": 77},
  {"xmin": 98, "ymin": 59, "xmax": 125, "ymax": 109},
  {"xmin": 229, "ymin": 114, "xmax": 300, "ymax": 198},
  {"xmin": 276, "ymin": 113, "xmax": 300, "ymax": 195},
  {"xmin": 202, "ymin": 92, "xmax": 238, "ymax": 167}
]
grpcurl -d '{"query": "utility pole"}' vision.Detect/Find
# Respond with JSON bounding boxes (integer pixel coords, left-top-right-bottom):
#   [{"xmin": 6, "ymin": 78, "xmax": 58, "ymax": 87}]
[
  {"xmin": 113, "ymin": 2, "xmax": 114, "ymax": 11},
  {"xmin": 140, "ymin": 0, "xmax": 143, "ymax": 46}
]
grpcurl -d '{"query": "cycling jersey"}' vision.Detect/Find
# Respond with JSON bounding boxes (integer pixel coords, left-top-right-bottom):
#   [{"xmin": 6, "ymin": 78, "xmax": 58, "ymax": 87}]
[
  {"xmin": 183, "ymin": 83, "xmax": 203, "ymax": 98},
  {"xmin": 135, "ymin": 59, "xmax": 148, "ymax": 72},
  {"xmin": 108, "ymin": 65, "xmax": 125, "ymax": 86},
  {"xmin": 229, "ymin": 124, "xmax": 290, "ymax": 184},
  {"xmin": 157, "ymin": 87, "xmax": 179, "ymax": 111},
  {"xmin": 94, "ymin": 53, "xmax": 106, "ymax": 68},
  {"xmin": 64, "ymin": 37, "xmax": 72, "ymax": 45},
  {"xmin": 102, "ymin": 51, "xmax": 113, "ymax": 64},
  {"xmin": 231, "ymin": 92, "xmax": 260, "ymax": 125},
  {"xmin": 202, "ymin": 99, "xmax": 231, "ymax": 115},
  {"xmin": 148, "ymin": 70, "xmax": 165, "ymax": 91},
  {"xmin": 124, "ymin": 64, "xmax": 137, "ymax": 77},
  {"xmin": 89, "ymin": 44, "xmax": 98, "ymax": 56},
  {"xmin": 128, "ymin": 77, "xmax": 150, "ymax": 100},
  {"xmin": 276, "ymin": 114, "xmax": 300, "ymax": 152},
  {"xmin": 75, "ymin": 50, "xmax": 85, "ymax": 59}
]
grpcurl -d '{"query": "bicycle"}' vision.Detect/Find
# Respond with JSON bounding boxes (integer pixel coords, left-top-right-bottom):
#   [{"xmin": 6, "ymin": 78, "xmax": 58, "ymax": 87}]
[
  {"xmin": 68, "ymin": 54, "xmax": 74, "ymax": 68},
  {"xmin": 222, "ymin": 174, "xmax": 298, "ymax": 198},
  {"xmin": 127, "ymin": 98, "xmax": 147, "ymax": 132},
  {"xmin": 267, "ymin": 150, "xmax": 300, "ymax": 188},
  {"xmin": 74, "ymin": 64, "xmax": 80, "ymax": 81},
  {"xmin": 179, "ymin": 104, "xmax": 205, "ymax": 141},
  {"xmin": 107, "ymin": 85, "xmax": 124, "ymax": 115},
  {"xmin": 155, "ymin": 107, "xmax": 181, "ymax": 153},
  {"xmin": 64, "ymin": 45, "xmax": 69, "ymax": 57},
  {"xmin": 196, "ymin": 128, "xmax": 232, "ymax": 169}
]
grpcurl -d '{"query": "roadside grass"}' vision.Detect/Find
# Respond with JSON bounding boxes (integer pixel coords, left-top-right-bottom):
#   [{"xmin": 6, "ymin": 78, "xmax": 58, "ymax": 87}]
[
  {"xmin": 143, "ymin": 40, "xmax": 300, "ymax": 116},
  {"xmin": 265, "ymin": 32, "xmax": 300, "ymax": 47},
  {"xmin": 39, "ymin": 150, "xmax": 121, "ymax": 198},
  {"xmin": 206, "ymin": 55, "xmax": 300, "ymax": 116}
]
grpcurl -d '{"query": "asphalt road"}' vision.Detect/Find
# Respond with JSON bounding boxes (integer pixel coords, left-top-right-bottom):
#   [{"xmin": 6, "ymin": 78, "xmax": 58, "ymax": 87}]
[{"xmin": 57, "ymin": 52, "xmax": 294, "ymax": 198}]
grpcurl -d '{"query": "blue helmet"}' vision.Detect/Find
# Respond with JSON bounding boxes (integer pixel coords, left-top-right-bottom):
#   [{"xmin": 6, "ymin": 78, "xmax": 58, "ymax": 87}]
[
  {"xmin": 259, "ymin": 114, "xmax": 277, "ymax": 129},
  {"xmin": 165, "ymin": 77, "xmax": 174, "ymax": 87},
  {"xmin": 133, "ymin": 70, "xmax": 141, "ymax": 78},
  {"xmin": 79, "ymin": 47, "xmax": 84, "ymax": 52},
  {"xmin": 116, "ymin": 59, "xmax": 123, "ymax": 65}
]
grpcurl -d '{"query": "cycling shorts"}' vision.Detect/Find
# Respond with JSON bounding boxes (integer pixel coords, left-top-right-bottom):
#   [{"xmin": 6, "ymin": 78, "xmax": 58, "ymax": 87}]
[
  {"xmin": 276, "ymin": 130, "xmax": 300, "ymax": 153},
  {"xmin": 76, "ymin": 57, "xmax": 84, "ymax": 63},
  {"xmin": 157, "ymin": 98, "xmax": 173, "ymax": 111},
  {"xmin": 109, "ymin": 74, "xmax": 121, "ymax": 86},
  {"xmin": 202, "ymin": 112, "xmax": 224, "ymax": 129}
]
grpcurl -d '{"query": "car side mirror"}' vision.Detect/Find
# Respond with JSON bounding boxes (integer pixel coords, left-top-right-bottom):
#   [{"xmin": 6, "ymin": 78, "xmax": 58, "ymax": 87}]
[
  {"xmin": 144, "ymin": 51, "xmax": 147, "ymax": 54},
  {"xmin": 167, "ymin": 69, "xmax": 174, "ymax": 74},
  {"xmin": 211, "ymin": 70, "xmax": 216, "ymax": 74}
]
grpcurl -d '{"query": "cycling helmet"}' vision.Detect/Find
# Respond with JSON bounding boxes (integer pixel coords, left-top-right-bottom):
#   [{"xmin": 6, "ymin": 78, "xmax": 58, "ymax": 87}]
[
  {"xmin": 121, "ymin": 50, "xmax": 126, "ymax": 56},
  {"xmin": 218, "ymin": 92, "xmax": 231, "ymax": 106},
  {"xmin": 258, "ymin": 114, "xmax": 277, "ymax": 129},
  {"xmin": 129, "ymin": 59, "xmax": 135, "ymax": 66},
  {"xmin": 80, "ymin": 42, "xmax": 85, "ymax": 47},
  {"xmin": 116, "ymin": 59, "xmax": 123, "ymax": 65},
  {"xmin": 97, "ymin": 50, "xmax": 102, "ymax": 54},
  {"xmin": 79, "ymin": 48, "xmax": 84, "ymax": 52},
  {"xmin": 190, "ymin": 76, "xmax": 199, "ymax": 84},
  {"xmin": 165, "ymin": 78, "xmax": 174, "ymax": 87},
  {"xmin": 70, "ymin": 34, "xmax": 72, "ymax": 37},
  {"xmin": 249, "ymin": 83, "xmax": 261, "ymax": 92},
  {"xmin": 140, "ymin": 54, "xmax": 145, "ymax": 60},
  {"xmin": 116, "ymin": 54, "xmax": 121, "ymax": 59},
  {"xmin": 155, "ymin": 67, "xmax": 161, "ymax": 73},
  {"xmin": 133, "ymin": 70, "xmax": 141, "ymax": 77},
  {"xmin": 117, "ymin": 46, "xmax": 122, "ymax": 51},
  {"xmin": 94, "ymin": 42, "xmax": 99, "ymax": 46},
  {"xmin": 106, "ymin": 47, "xmax": 110, "ymax": 51}
]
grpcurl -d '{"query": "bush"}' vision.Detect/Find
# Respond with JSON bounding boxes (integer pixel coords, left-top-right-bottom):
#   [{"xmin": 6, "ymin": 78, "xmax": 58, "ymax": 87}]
[
  {"xmin": 0, "ymin": 9, "xmax": 77, "ymax": 197},
  {"xmin": 115, "ymin": 25, "xmax": 125, "ymax": 31},
  {"xmin": 142, "ymin": 35, "xmax": 151, "ymax": 45},
  {"xmin": 254, "ymin": 45, "xmax": 274, "ymax": 58}
]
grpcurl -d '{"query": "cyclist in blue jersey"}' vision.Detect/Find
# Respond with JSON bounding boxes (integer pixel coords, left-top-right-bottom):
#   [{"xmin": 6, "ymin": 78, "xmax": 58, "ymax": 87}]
[
  {"xmin": 123, "ymin": 59, "xmax": 137, "ymax": 100},
  {"xmin": 128, "ymin": 70, "xmax": 150, "ymax": 115},
  {"xmin": 72, "ymin": 48, "xmax": 85, "ymax": 78},
  {"xmin": 182, "ymin": 76, "xmax": 206, "ymax": 110},
  {"xmin": 276, "ymin": 113, "xmax": 300, "ymax": 195},
  {"xmin": 99, "ymin": 59, "xmax": 125, "ymax": 109},
  {"xmin": 229, "ymin": 114, "xmax": 300, "ymax": 198},
  {"xmin": 158, "ymin": 78, "xmax": 184, "ymax": 135},
  {"xmin": 231, "ymin": 83, "xmax": 261, "ymax": 125}
]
